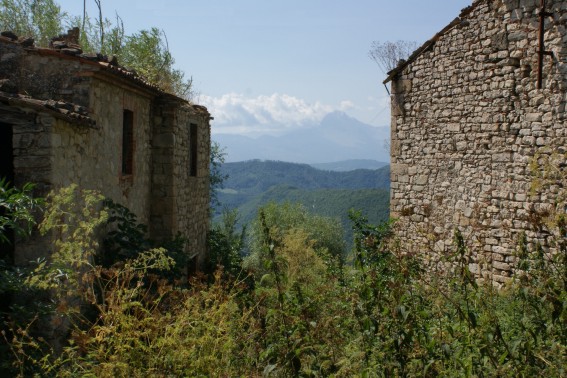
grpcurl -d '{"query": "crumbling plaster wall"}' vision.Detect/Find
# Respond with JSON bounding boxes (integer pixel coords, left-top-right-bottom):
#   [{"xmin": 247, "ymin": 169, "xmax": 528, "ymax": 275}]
[{"xmin": 390, "ymin": 0, "xmax": 567, "ymax": 283}]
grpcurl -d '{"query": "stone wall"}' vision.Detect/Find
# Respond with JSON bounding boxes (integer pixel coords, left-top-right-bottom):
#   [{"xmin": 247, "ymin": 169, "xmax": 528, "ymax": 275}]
[
  {"xmin": 389, "ymin": 0, "xmax": 566, "ymax": 283},
  {"xmin": 1, "ymin": 34, "xmax": 211, "ymax": 269},
  {"xmin": 173, "ymin": 105, "xmax": 211, "ymax": 267},
  {"xmin": 1, "ymin": 36, "xmax": 89, "ymax": 105},
  {"xmin": 150, "ymin": 99, "xmax": 211, "ymax": 265},
  {"xmin": 50, "ymin": 79, "xmax": 154, "ymax": 222},
  {"xmin": 5, "ymin": 109, "xmax": 55, "ymax": 264}
]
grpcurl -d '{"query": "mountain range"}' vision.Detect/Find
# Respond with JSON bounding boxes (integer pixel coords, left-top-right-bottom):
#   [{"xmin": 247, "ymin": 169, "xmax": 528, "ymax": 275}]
[
  {"xmin": 310, "ymin": 159, "xmax": 389, "ymax": 171},
  {"xmin": 213, "ymin": 111, "xmax": 390, "ymax": 164}
]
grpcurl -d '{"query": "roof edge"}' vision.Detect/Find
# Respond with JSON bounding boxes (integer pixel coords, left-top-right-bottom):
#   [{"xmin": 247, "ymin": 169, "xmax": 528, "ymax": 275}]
[
  {"xmin": 0, "ymin": 91, "xmax": 96, "ymax": 128},
  {"xmin": 383, "ymin": 1, "xmax": 482, "ymax": 84}
]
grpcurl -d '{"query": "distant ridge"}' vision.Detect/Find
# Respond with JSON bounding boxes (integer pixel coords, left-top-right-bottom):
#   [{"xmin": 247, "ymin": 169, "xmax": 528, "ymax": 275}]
[
  {"xmin": 213, "ymin": 111, "xmax": 390, "ymax": 163},
  {"xmin": 219, "ymin": 160, "xmax": 390, "ymax": 195},
  {"xmin": 310, "ymin": 159, "xmax": 389, "ymax": 172}
]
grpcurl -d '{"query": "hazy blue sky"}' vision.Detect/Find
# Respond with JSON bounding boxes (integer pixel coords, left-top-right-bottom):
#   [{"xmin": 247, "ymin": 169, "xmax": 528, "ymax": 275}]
[{"xmin": 57, "ymin": 0, "xmax": 471, "ymax": 136}]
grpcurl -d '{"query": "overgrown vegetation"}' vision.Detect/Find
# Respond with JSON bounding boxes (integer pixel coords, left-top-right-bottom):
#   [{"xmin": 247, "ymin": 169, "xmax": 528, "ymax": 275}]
[
  {"xmin": 368, "ymin": 40, "xmax": 419, "ymax": 74},
  {"xmin": 0, "ymin": 179, "xmax": 42, "ymax": 248},
  {"xmin": 0, "ymin": 182, "xmax": 564, "ymax": 376}
]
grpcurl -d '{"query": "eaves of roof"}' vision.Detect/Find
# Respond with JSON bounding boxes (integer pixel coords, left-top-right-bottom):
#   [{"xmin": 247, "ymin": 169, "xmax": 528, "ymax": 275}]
[{"xmin": 0, "ymin": 90, "xmax": 96, "ymax": 128}]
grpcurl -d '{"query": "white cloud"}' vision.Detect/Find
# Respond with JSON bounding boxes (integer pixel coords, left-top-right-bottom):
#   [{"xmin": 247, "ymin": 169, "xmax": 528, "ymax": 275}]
[
  {"xmin": 198, "ymin": 93, "xmax": 337, "ymax": 136},
  {"xmin": 339, "ymin": 100, "xmax": 355, "ymax": 111}
]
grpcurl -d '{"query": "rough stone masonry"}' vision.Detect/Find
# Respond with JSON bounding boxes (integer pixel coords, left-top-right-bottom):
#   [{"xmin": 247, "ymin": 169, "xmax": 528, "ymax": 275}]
[
  {"xmin": 0, "ymin": 29, "xmax": 212, "ymax": 270},
  {"xmin": 385, "ymin": 0, "xmax": 566, "ymax": 283}
]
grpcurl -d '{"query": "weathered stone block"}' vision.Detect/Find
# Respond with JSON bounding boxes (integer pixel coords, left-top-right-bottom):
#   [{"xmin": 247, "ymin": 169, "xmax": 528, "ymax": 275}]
[
  {"xmin": 493, "ymin": 261, "xmax": 510, "ymax": 271},
  {"xmin": 390, "ymin": 163, "xmax": 409, "ymax": 175},
  {"xmin": 153, "ymin": 133, "xmax": 175, "ymax": 147},
  {"xmin": 493, "ymin": 152, "xmax": 512, "ymax": 162},
  {"xmin": 525, "ymin": 113, "xmax": 542, "ymax": 122},
  {"xmin": 414, "ymin": 175, "xmax": 428, "ymax": 185},
  {"xmin": 448, "ymin": 123, "xmax": 460, "ymax": 132}
]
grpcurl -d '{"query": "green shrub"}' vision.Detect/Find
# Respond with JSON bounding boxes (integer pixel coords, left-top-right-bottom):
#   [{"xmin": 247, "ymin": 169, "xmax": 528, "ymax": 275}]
[{"xmin": 101, "ymin": 199, "xmax": 187, "ymax": 281}]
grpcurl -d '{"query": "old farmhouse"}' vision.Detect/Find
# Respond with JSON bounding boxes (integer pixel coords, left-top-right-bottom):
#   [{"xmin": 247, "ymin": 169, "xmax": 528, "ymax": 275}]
[
  {"xmin": 0, "ymin": 29, "xmax": 211, "ymax": 270},
  {"xmin": 386, "ymin": 0, "xmax": 566, "ymax": 283}
]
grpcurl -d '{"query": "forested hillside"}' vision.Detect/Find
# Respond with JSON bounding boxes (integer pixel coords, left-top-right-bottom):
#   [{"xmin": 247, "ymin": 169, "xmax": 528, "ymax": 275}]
[
  {"xmin": 215, "ymin": 160, "xmax": 390, "ymax": 244},
  {"xmin": 219, "ymin": 160, "xmax": 390, "ymax": 195},
  {"xmin": 224, "ymin": 184, "xmax": 389, "ymax": 244}
]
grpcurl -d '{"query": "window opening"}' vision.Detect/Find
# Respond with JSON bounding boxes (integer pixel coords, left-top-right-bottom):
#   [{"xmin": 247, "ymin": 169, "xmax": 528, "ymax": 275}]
[
  {"xmin": 122, "ymin": 110, "xmax": 134, "ymax": 175},
  {"xmin": 189, "ymin": 123, "xmax": 198, "ymax": 177}
]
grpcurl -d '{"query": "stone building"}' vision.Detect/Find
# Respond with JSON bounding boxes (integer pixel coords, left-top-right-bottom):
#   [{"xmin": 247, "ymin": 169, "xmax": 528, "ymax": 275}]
[
  {"xmin": 385, "ymin": 0, "xmax": 566, "ymax": 283},
  {"xmin": 0, "ymin": 30, "xmax": 211, "ymax": 270}
]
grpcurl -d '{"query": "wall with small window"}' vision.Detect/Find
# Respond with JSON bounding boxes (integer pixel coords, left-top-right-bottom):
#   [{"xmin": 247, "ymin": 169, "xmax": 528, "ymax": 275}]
[
  {"xmin": 50, "ymin": 79, "xmax": 154, "ymax": 225},
  {"xmin": 121, "ymin": 109, "xmax": 134, "ymax": 176},
  {"xmin": 150, "ymin": 101, "xmax": 211, "ymax": 267}
]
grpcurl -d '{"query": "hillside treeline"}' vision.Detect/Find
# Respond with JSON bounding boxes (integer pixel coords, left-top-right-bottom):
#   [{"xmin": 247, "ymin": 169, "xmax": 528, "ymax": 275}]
[{"xmin": 220, "ymin": 160, "xmax": 390, "ymax": 194}]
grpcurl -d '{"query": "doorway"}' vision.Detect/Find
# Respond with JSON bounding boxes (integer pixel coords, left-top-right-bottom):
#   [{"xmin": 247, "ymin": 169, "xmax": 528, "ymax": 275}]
[{"xmin": 0, "ymin": 123, "xmax": 15, "ymax": 374}]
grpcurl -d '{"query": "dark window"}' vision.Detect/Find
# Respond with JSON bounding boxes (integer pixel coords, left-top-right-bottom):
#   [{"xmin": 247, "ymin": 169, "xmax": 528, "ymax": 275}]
[
  {"xmin": 0, "ymin": 123, "xmax": 14, "ymax": 185},
  {"xmin": 122, "ymin": 110, "xmax": 134, "ymax": 175},
  {"xmin": 0, "ymin": 123, "xmax": 15, "ymax": 264},
  {"xmin": 189, "ymin": 123, "xmax": 198, "ymax": 177}
]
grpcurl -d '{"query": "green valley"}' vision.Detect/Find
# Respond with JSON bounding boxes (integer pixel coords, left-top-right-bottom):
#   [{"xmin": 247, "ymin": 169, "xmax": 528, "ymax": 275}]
[{"xmin": 215, "ymin": 160, "xmax": 390, "ymax": 245}]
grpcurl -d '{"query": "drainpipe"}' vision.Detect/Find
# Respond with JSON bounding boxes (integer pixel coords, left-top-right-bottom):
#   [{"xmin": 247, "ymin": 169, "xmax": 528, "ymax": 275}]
[{"xmin": 537, "ymin": 0, "xmax": 553, "ymax": 89}]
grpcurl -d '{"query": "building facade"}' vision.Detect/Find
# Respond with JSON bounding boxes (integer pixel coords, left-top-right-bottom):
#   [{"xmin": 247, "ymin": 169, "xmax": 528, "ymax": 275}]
[
  {"xmin": 0, "ymin": 30, "xmax": 211, "ymax": 269},
  {"xmin": 386, "ymin": 0, "xmax": 566, "ymax": 283}
]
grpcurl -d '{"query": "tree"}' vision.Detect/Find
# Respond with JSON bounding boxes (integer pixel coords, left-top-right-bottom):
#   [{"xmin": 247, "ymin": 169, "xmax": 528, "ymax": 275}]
[
  {"xmin": 206, "ymin": 208, "xmax": 246, "ymax": 277},
  {"xmin": 244, "ymin": 202, "xmax": 346, "ymax": 277},
  {"xmin": 119, "ymin": 27, "xmax": 194, "ymax": 99},
  {"xmin": 209, "ymin": 141, "xmax": 228, "ymax": 211},
  {"xmin": 0, "ymin": 0, "xmax": 64, "ymax": 46},
  {"xmin": 67, "ymin": 10, "xmax": 124, "ymax": 57},
  {"xmin": 368, "ymin": 40, "xmax": 418, "ymax": 74}
]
